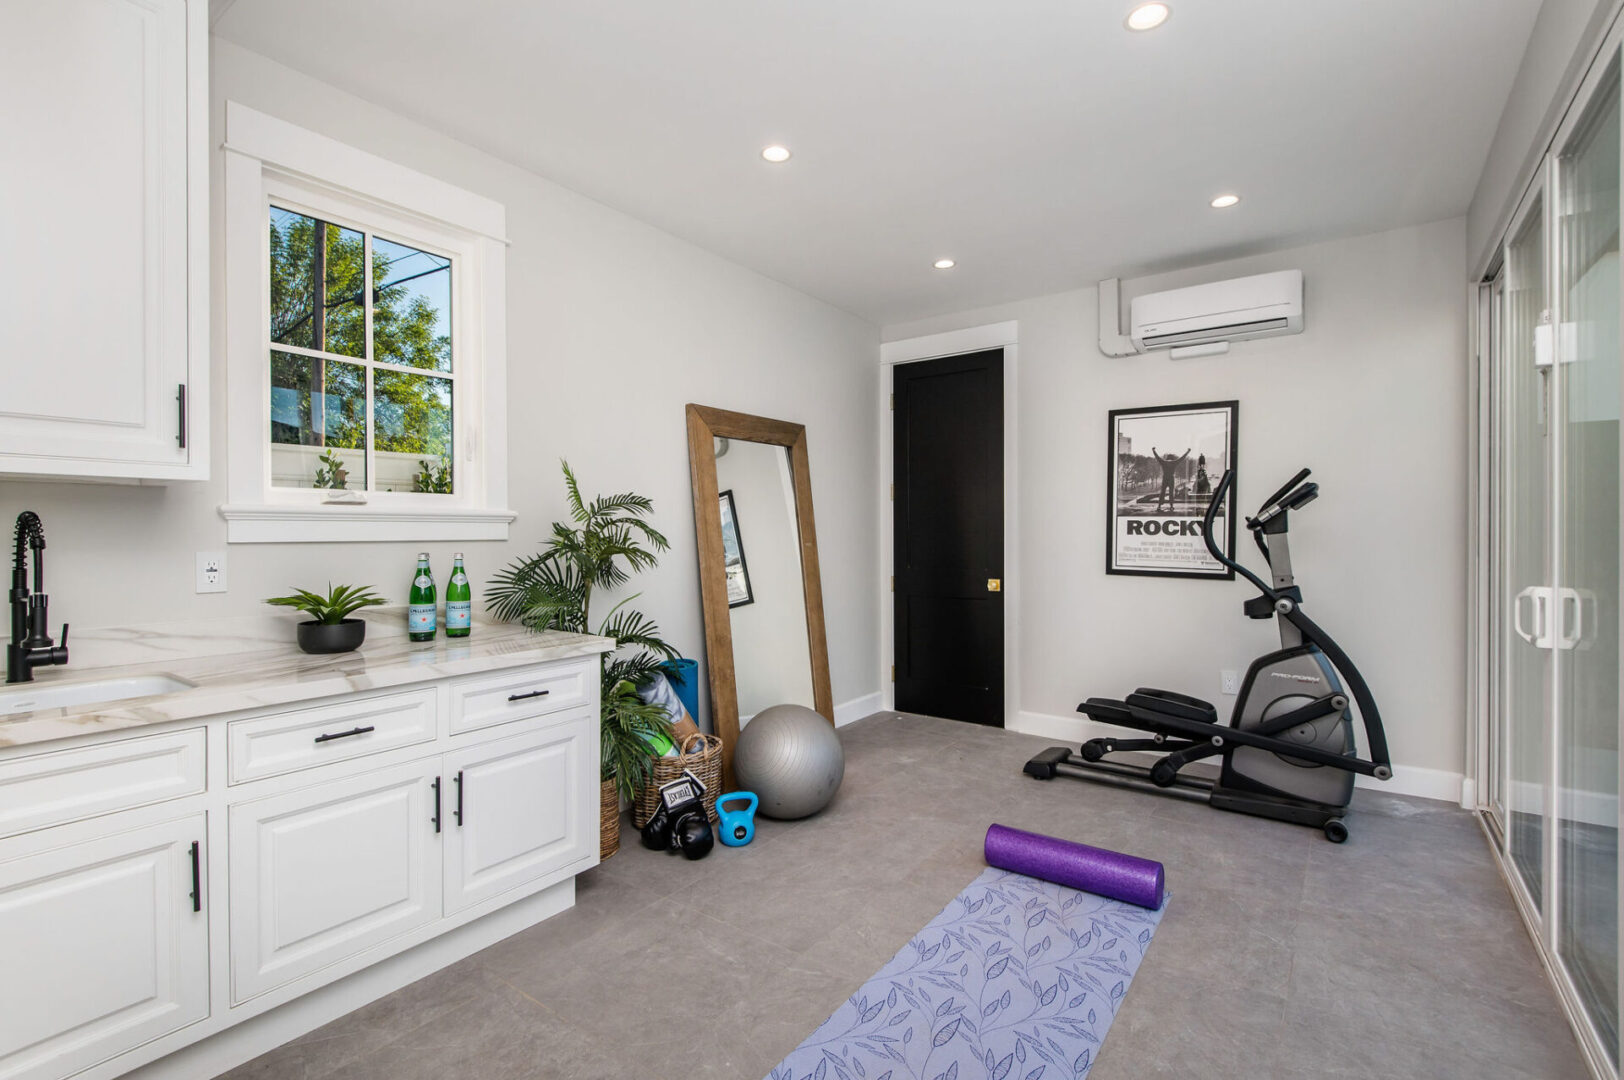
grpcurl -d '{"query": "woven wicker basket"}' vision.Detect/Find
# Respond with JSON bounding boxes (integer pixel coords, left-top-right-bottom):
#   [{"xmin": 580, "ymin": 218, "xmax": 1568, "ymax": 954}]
[
  {"xmin": 633, "ymin": 733, "xmax": 723, "ymax": 829},
  {"xmin": 599, "ymin": 778, "xmax": 621, "ymax": 860}
]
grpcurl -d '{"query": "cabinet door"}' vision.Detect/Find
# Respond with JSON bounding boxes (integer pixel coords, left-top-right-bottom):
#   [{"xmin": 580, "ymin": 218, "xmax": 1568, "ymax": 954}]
[
  {"xmin": 0, "ymin": 0, "xmax": 204, "ymax": 479},
  {"xmin": 444, "ymin": 715, "xmax": 596, "ymax": 914},
  {"xmin": 0, "ymin": 815, "xmax": 208, "ymax": 1080},
  {"xmin": 229, "ymin": 762, "xmax": 441, "ymax": 1004}
]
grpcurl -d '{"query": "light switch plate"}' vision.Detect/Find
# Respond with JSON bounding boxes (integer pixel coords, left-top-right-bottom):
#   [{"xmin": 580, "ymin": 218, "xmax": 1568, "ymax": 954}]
[{"xmin": 197, "ymin": 551, "xmax": 226, "ymax": 594}]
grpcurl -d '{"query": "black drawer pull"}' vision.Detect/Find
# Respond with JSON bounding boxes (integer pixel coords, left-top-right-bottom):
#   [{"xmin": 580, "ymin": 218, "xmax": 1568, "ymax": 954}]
[
  {"xmin": 508, "ymin": 689, "xmax": 550, "ymax": 702},
  {"xmin": 189, "ymin": 840, "xmax": 201, "ymax": 913},
  {"xmin": 454, "ymin": 770, "xmax": 464, "ymax": 826},
  {"xmin": 315, "ymin": 725, "xmax": 376, "ymax": 744},
  {"xmin": 431, "ymin": 777, "xmax": 442, "ymax": 833}
]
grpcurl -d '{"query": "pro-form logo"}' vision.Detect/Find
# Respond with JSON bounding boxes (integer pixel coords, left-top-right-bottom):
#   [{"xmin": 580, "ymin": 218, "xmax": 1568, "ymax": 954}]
[{"xmin": 1270, "ymin": 672, "xmax": 1320, "ymax": 684}]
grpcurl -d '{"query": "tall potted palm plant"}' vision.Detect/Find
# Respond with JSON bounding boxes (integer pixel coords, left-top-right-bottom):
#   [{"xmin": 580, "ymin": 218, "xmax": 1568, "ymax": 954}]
[{"xmin": 487, "ymin": 461, "xmax": 677, "ymax": 858}]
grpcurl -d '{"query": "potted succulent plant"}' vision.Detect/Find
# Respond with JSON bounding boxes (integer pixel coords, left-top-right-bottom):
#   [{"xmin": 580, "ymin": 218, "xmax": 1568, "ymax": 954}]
[{"xmin": 265, "ymin": 584, "xmax": 388, "ymax": 654}]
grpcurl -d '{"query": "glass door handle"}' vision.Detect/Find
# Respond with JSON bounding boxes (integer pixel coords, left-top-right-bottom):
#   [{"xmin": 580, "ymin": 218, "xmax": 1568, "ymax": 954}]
[
  {"xmin": 1514, "ymin": 586, "xmax": 1556, "ymax": 649},
  {"xmin": 1556, "ymin": 587, "xmax": 1585, "ymax": 650}
]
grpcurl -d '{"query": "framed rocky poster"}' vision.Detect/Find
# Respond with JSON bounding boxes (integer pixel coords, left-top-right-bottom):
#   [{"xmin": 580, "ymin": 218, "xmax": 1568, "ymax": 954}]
[{"xmin": 1105, "ymin": 400, "xmax": 1238, "ymax": 579}]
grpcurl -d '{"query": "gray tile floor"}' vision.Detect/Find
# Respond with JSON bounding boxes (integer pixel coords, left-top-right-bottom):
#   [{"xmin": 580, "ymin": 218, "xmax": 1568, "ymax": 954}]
[{"xmin": 221, "ymin": 713, "xmax": 1591, "ymax": 1080}]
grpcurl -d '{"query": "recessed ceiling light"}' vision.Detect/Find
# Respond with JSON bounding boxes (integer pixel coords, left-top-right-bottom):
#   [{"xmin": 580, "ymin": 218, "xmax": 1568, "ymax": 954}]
[
  {"xmin": 761, "ymin": 145, "xmax": 792, "ymax": 163},
  {"xmin": 1210, "ymin": 193, "xmax": 1241, "ymax": 209},
  {"xmin": 934, "ymin": 258, "xmax": 956, "ymax": 270},
  {"xmin": 1125, "ymin": 3, "xmax": 1171, "ymax": 31}
]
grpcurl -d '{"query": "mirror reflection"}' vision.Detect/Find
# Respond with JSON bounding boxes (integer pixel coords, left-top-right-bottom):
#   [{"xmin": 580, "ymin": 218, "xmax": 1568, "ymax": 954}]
[{"xmin": 713, "ymin": 436, "xmax": 815, "ymax": 721}]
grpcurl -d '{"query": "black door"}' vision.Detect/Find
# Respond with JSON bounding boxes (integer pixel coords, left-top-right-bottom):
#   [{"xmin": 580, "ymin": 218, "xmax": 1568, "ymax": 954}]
[{"xmin": 893, "ymin": 349, "xmax": 1004, "ymax": 726}]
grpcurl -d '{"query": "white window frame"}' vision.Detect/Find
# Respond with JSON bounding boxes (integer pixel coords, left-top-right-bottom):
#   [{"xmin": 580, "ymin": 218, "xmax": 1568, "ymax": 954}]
[{"xmin": 219, "ymin": 102, "xmax": 513, "ymax": 543}]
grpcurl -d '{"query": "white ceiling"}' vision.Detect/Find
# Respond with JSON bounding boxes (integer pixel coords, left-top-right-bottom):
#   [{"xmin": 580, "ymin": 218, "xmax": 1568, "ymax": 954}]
[{"xmin": 214, "ymin": 0, "xmax": 1542, "ymax": 326}]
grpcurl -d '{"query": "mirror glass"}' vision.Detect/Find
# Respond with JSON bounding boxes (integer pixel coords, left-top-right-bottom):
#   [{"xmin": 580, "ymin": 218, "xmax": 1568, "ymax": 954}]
[{"xmin": 712, "ymin": 435, "xmax": 815, "ymax": 721}]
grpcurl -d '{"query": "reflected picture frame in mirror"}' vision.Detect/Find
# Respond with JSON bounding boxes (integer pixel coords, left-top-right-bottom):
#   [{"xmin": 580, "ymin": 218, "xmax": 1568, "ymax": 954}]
[{"xmin": 686, "ymin": 404, "xmax": 833, "ymax": 786}]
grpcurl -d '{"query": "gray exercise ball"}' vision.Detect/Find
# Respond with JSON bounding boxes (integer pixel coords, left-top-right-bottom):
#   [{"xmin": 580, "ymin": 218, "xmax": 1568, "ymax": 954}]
[{"xmin": 733, "ymin": 703, "xmax": 845, "ymax": 820}]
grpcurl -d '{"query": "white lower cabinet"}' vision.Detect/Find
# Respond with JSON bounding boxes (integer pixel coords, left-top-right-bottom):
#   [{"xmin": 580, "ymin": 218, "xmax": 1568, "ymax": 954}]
[
  {"xmin": 0, "ymin": 815, "xmax": 208, "ymax": 1080},
  {"xmin": 228, "ymin": 761, "xmax": 443, "ymax": 1004},
  {"xmin": 443, "ymin": 714, "xmax": 593, "ymax": 914},
  {"xmin": 0, "ymin": 656, "xmax": 601, "ymax": 1080}
]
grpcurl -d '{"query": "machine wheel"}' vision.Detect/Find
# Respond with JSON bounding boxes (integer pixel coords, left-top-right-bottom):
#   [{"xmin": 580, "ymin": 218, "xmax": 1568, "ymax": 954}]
[
  {"xmin": 1079, "ymin": 740, "xmax": 1108, "ymax": 762},
  {"xmin": 1323, "ymin": 819, "xmax": 1349, "ymax": 844},
  {"xmin": 1149, "ymin": 760, "xmax": 1178, "ymax": 788}
]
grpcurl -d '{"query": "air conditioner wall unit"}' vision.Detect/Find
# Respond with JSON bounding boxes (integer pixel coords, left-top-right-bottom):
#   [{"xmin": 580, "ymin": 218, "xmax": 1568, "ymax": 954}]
[{"xmin": 1129, "ymin": 269, "xmax": 1304, "ymax": 353}]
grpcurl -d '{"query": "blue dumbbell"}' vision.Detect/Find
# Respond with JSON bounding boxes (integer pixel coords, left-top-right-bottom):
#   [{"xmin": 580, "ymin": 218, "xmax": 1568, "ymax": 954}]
[{"xmin": 716, "ymin": 792, "xmax": 758, "ymax": 847}]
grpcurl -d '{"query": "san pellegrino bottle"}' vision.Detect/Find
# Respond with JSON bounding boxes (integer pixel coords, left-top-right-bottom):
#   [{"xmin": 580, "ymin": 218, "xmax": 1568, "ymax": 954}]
[
  {"xmin": 446, "ymin": 553, "xmax": 471, "ymax": 638},
  {"xmin": 408, "ymin": 553, "xmax": 437, "ymax": 641}
]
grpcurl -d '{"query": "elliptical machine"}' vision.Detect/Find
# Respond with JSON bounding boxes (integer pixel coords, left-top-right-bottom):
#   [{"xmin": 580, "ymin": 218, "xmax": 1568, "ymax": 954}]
[{"xmin": 1023, "ymin": 468, "xmax": 1391, "ymax": 842}]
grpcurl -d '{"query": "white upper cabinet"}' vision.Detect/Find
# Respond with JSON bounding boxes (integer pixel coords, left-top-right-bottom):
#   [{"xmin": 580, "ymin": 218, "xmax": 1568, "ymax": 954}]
[{"xmin": 0, "ymin": 0, "xmax": 207, "ymax": 480}]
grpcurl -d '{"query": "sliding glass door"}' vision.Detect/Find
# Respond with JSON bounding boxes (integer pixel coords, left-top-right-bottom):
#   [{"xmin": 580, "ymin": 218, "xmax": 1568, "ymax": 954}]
[
  {"xmin": 1488, "ymin": 47, "xmax": 1622, "ymax": 1073},
  {"xmin": 1555, "ymin": 53, "xmax": 1621, "ymax": 1061},
  {"xmin": 1499, "ymin": 179, "xmax": 1551, "ymax": 910}
]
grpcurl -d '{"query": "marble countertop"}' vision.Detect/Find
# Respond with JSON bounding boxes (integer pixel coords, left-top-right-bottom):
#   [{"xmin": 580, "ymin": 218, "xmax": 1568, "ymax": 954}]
[{"xmin": 0, "ymin": 610, "xmax": 614, "ymax": 751}]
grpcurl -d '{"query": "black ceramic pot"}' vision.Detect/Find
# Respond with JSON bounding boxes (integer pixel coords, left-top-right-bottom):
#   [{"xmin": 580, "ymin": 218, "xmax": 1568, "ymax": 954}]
[{"xmin": 296, "ymin": 618, "xmax": 367, "ymax": 654}]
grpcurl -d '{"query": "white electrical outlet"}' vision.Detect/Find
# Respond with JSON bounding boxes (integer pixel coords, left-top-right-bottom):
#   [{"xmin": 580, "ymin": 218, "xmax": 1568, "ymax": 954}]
[
  {"xmin": 1221, "ymin": 669, "xmax": 1240, "ymax": 696},
  {"xmin": 196, "ymin": 551, "xmax": 227, "ymax": 594}
]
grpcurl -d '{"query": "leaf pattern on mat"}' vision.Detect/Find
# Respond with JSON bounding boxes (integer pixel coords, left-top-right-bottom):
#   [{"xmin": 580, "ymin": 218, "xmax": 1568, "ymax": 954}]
[{"xmin": 759, "ymin": 867, "xmax": 1167, "ymax": 1080}]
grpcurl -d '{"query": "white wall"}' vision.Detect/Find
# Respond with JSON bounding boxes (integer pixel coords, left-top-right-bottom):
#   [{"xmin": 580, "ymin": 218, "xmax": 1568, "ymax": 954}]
[
  {"xmin": 1469, "ymin": 0, "xmax": 1618, "ymax": 270},
  {"xmin": 715, "ymin": 440, "xmax": 815, "ymax": 719},
  {"xmin": 0, "ymin": 38, "xmax": 880, "ymax": 722},
  {"xmin": 883, "ymin": 218, "xmax": 1470, "ymax": 786}
]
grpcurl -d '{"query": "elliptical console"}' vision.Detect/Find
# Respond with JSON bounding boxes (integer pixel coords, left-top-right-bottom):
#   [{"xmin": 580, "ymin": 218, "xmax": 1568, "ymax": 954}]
[{"xmin": 1023, "ymin": 467, "xmax": 1391, "ymax": 842}]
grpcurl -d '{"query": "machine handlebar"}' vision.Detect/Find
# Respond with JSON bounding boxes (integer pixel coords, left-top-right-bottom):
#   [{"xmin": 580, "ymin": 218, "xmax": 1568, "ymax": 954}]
[
  {"xmin": 1202, "ymin": 468, "xmax": 1391, "ymax": 770},
  {"xmin": 1259, "ymin": 467, "xmax": 1311, "ymax": 513}
]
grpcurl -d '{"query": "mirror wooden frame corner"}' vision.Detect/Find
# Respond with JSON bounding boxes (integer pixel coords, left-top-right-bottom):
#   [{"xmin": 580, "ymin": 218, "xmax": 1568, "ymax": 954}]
[{"xmin": 685, "ymin": 403, "xmax": 833, "ymax": 786}]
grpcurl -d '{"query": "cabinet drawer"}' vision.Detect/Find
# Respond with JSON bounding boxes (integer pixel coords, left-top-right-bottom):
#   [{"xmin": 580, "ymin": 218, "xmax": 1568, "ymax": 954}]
[
  {"xmin": 0, "ymin": 728, "xmax": 205, "ymax": 839},
  {"xmin": 228, "ymin": 690, "xmax": 436, "ymax": 784},
  {"xmin": 450, "ymin": 661, "xmax": 592, "ymax": 736}
]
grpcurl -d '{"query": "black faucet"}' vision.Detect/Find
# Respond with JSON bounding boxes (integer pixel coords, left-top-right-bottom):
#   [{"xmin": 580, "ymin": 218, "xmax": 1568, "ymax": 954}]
[{"xmin": 8, "ymin": 511, "xmax": 68, "ymax": 684}]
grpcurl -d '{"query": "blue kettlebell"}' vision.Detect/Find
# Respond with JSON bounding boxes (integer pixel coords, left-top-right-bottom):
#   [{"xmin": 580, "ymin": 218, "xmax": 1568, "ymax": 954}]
[{"xmin": 716, "ymin": 791, "xmax": 758, "ymax": 847}]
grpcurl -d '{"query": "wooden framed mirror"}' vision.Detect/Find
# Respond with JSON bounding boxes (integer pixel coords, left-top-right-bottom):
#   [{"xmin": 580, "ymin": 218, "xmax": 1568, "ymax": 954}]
[{"xmin": 685, "ymin": 404, "xmax": 833, "ymax": 785}]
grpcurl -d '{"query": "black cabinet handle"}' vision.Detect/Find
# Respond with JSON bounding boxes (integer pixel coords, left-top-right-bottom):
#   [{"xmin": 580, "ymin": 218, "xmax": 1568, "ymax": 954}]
[
  {"xmin": 431, "ymin": 777, "xmax": 441, "ymax": 833},
  {"xmin": 315, "ymin": 725, "xmax": 376, "ymax": 744},
  {"xmin": 508, "ymin": 689, "xmax": 549, "ymax": 702},
  {"xmin": 454, "ymin": 771, "xmax": 464, "ymax": 826},
  {"xmin": 189, "ymin": 840, "xmax": 201, "ymax": 913},
  {"xmin": 176, "ymin": 384, "xmax": 187, "ymax": 449}
]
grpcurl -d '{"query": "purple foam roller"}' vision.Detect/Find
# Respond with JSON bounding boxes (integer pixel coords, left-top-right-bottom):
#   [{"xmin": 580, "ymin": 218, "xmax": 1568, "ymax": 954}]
[{"xmin": 984, "ymin": 824, "xmax": 1166, "ymax": 910}]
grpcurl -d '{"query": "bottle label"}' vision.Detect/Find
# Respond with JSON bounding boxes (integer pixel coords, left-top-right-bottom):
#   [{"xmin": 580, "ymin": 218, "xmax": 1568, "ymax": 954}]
[
  {"xmin": 451, "ymin": 572, "xmax": 467, "ymax": 586},
  {"xmin": 415, "ymin": 574, "xmax": 432, "ymax": 589},
  {"xmin": 408, "ymin": 604, "xmax": 436, "ymax": 633},
  {"xmin": 446, "ymin": 601, "xmax": 471, "ymax": 630}
]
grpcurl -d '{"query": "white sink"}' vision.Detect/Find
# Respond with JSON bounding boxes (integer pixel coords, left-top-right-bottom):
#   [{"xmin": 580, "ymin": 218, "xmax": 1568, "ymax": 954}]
[{"xmin": 0, "ymin": 674, "xmax": 196, "ymax": 716}]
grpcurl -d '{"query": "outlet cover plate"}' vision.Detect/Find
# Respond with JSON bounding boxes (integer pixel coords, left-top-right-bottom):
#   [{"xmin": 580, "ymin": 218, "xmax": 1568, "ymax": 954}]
[
  {"xmin": 197, "ymin": 551, "xmax": 226, "ymax": 594},
  {"xmin": 1221, "ymin": 669, "xmax": 1240, "ymax": 696}
]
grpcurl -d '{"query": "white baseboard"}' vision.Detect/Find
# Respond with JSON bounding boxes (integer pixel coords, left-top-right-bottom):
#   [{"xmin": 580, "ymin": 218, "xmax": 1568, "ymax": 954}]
[
  {"xmin": 1014, "ymin": 710, "xmax": 1464, "ymax": 805},
  {"xmin": 835, "ymin": 692, "xmax": 885, "ymax": 728},
  {"xmin": 123, "ymin": 880, "xmax": 575, "ymax": 1080},
  {"xmin": 1509, "ymin": 777, "xmax": 1619, "ymax": 829}
]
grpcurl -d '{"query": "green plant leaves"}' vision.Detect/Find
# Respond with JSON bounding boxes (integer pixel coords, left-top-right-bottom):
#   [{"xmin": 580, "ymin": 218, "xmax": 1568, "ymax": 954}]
[
  {"xmin": 488, "ymin": 460, "xmax": 679, "ymax": 792},
  {"xmin": 264, "ymin": 583, "xmax": 387, "ymax": 625}
]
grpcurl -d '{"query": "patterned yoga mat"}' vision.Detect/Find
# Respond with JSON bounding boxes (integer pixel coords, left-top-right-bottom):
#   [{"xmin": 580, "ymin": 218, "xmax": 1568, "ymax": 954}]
[{"xmin": 766, "ymin": 867, "xmax": 1167, "ymax": 1080}]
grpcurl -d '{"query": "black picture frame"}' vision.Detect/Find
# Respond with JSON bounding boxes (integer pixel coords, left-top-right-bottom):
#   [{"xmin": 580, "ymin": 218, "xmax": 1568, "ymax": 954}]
[
  {"xmin": 1105, "ymin": 400, "xmax": 1239, "ymax": 580},
  {"xmin": 717, "ymin": 489, "xmax": 755, "ymax": 607}
]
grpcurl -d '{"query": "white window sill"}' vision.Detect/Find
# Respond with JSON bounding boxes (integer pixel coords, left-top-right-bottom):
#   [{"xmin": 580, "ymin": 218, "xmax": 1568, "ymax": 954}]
[{"xmin": 220, "ymin": 503, "xmax": 516, "ymax": 544}]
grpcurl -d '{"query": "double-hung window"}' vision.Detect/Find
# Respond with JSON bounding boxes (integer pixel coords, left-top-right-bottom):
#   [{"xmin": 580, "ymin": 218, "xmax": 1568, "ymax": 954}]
[{"xmin": 221, "ymin": 102, "xmax": 513, "ymax": 543}]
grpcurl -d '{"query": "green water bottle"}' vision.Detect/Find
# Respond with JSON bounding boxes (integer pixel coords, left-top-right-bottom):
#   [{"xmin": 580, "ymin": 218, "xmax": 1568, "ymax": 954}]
[
  {"xmin": 408, "ymin": 552, "xmax": 437, "ymax": 641},
  {"xmin": 446, "ymin": 553, "xmax": 471, "ymax": 638}
]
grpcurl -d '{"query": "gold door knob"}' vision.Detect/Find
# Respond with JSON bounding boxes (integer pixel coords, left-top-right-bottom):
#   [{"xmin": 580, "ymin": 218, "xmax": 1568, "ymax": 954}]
[{"xmin": 987, "ymin": 579, "xmax": 1001, "ymax": 592}]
